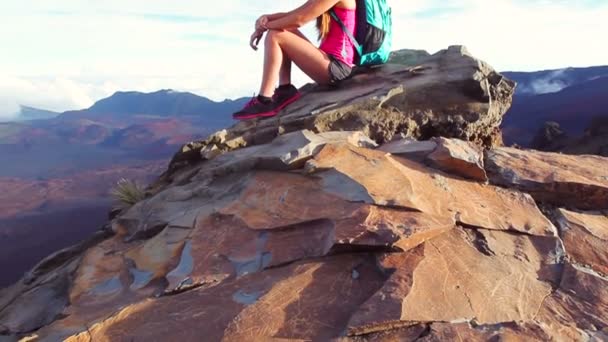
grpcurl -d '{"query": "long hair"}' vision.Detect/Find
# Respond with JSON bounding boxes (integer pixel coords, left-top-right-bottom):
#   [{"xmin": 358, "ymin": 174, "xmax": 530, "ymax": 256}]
[{"xmin": 316, "ymin": 12, "xmax": 331, "ymax": 41}]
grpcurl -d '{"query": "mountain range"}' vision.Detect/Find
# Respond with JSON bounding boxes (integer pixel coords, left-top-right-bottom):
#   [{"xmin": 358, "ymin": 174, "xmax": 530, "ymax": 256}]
[
  {"xmin": 1, "ymin": 90, "xmax": 246, "ymax": 177},
  {"xmin": 0, "ymin": 90, "xmax": 246, "ymax": 287}
]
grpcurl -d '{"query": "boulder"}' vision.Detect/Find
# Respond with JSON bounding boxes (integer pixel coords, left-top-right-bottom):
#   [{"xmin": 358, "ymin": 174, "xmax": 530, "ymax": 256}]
[
  {"xmin": 153, "ymin": 45, "xmax": 515, "ymax": 193},
  {"xmin": 485, "ymin": 147, "xmax": 608, "ymax": 209},
  {"xmin": 534, "ymin": 116, "xmax": 608, "ymax": 157},
  {"xmin": 555, "ymin": 208, "xmax": 608, "ymax": 275},
  {"xmin": 378, "ymin": 138, "xmax": 437, "ymax": 160},
  {"xmin": 531, "ymin": 121, "xmax": 569, "ymax": 151},
  {"xmin": 426, "ymin": 137, "xmax": 488, "ymax": 182}
]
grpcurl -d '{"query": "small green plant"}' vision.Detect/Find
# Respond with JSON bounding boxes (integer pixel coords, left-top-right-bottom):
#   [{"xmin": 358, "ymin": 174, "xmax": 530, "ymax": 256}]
[{"xmin": 110, "ymin": 178, "xmax": 146, "ymax": 208}]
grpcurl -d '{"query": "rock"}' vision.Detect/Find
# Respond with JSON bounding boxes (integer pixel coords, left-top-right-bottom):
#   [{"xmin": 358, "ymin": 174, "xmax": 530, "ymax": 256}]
[
  {"xmin": 181, "ymin": 171, "xmax": 455, "ymax": 287},
  {"xmin": 218, "ymin": 170, "xmax": 454, "ymax": 238},
  {"xmin": 378, "ymin": 138, "xmax": 437, "ymax": 160},
  {"xmin": 347, "ymin": 227, "xmax": 562, "ymax": 335},
  {"xmin": 0, "ymin": 231, "xmax": 110, "ymax": 336},
  {"xmin": 418, "ymin": 322, "xmax": 553, "ymax": 341},
  {"xmin": 531, "ymin": 121, "xmax": 569, "ymax": 151},
  {"xmin": 535, "ymin": 263, "xmax": 608, "ymax": 340},
  {"xmin": 0, "ymin": 261, "xmax": 75, "ymax": 335},
  {"xmin": 62, "ymin": 254, "xmax": 387, "ymax": 342},
  {"xmin": 308, "ymin": 143, "xmax": 556, "ymax": 236},
  {"xmin": 426, "ymin": 137, "xmax": 488, "ymax": 181},
  {"xmin": 192, "ymin": 129, "xmax": 376, "ymax": 181},
  {"xmin": 535, "ymin": 116, "xmax": 608, "ymax": 157},
  {"xmin": 154, "ymin": 45, "xmax": 515, "ymax": 192},
  {"xmin": 555, "ymin": 209, "xmax": 608, "ymax": 275},
  {"xmin": 485, "ymin": 147, "xmax": 608, "ymax": 209},
  {"xmin": 336, "ymin": 324, "xmax": 428, "ymax": 341}
]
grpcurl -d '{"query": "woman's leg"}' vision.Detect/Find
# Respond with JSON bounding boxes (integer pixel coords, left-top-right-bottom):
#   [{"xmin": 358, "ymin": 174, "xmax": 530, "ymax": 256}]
[
  {"xmin": 278, "ymin": 29, "xmax": 312, "ymax": 87},
  {"xmin": 278, "ymin": 55, "xmax": 292, "ymax": 87},
  {"xmin": 260, "ymin": 29, "xmax": 331, "ymax": 96}
]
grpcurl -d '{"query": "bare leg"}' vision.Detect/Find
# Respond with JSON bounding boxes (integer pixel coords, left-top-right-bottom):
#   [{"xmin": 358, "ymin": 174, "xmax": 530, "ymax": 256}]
[
  {"xmin": 259, "ymin": 29, "xmax": 331, "ymax": 97},
  {"xmin": 278, "ymin": 29, "xmax": 311, "ymax": 87},
  {"xmin": 278, "ymin": 55, "xmax": 292, "ymax": 87}
]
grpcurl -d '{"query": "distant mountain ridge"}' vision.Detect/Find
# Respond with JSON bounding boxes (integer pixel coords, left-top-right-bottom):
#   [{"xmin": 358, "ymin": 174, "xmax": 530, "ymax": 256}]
[
  {"xmin": 62, "ymin": 89, "xmax": 248, "ymax": 118},
  {"xmin": 16, "ymin": 106, "xmax": 60, "ymax": 121},
  {"xmin": 0, "ymin": 90, "xmax": 247, "ymax": 178}
]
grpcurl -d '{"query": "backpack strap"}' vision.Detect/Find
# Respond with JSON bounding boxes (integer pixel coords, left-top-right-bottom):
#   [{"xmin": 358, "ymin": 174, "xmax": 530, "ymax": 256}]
[{"xmin": 329, "ymin": 9, "xmax": 363, "ymax": 56}]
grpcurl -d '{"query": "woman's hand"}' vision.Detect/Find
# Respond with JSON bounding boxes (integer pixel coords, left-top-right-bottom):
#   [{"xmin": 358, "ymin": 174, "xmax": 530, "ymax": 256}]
[
  {"xmin": 255, "ymin": 15, "xmax": 269, "ymax": 31},
  {"xmin": 249, "ymin": 29, "xmax": 264, "ymax": 51}
]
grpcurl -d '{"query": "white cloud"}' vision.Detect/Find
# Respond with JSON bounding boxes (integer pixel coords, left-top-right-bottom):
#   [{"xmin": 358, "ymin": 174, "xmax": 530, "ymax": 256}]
[
  {"xmin": 518, "ymin": 69, "xmax": 570, "ymax": 95},
  {"xmin": 0, "ymin": 0, "xmax": 607, "ymax": 117}
]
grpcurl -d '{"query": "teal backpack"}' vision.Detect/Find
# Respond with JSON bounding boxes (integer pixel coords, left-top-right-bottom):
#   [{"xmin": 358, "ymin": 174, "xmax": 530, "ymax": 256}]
[{"xmin": 330, "ymin": 0, "xmax": 392, "ymax": 66}]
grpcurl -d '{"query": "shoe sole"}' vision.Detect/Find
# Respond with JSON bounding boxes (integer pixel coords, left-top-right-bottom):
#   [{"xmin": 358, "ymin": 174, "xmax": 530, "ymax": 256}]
[{"xmin": 233, "ymin": 92, "xmax": 302, "ymax": 120}]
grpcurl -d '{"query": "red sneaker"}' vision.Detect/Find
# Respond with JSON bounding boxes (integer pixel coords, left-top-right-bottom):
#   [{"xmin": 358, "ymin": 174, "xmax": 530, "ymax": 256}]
[
  {"xmin": 232, "ymin": 96, "xmax": 280, "ymax": 120},
  {"xmin": 273, "ymin": 84, "xmax": 301, "ymax": 111}
]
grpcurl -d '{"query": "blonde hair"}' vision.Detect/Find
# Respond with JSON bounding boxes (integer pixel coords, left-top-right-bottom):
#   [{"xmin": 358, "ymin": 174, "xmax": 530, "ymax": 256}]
[{"xmin": 316, "ymin": 12, "xmax": 331, "ymax": 41}]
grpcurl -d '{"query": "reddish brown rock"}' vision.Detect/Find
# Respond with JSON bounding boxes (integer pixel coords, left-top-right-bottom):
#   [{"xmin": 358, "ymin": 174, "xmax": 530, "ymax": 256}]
[
  {"xmin": 62, "ymin": 254, "xmax": 386, "ymax": 342},
  {"xmin": 427, "ymin": 137, "xmax": 488, "ymax": 182},
  {"xmin": 378, "ymin": 138, "xmax": 437, "ymax": 160},
  {"xmin": 195, "ymin": 129, "xmax": 376, "ymax": 179},
  {"xmin": 182, "ymin": 171, "xmax": 454, "ymax": 288},
  {"xmin": 418, "ymin": 322, "xmax": 553, "ymax": 341},
  {"xmin": 220, "ymin": 171, "xmax": 454, "ymax": 250},
  {"xmin": 485, "ymin": 147, "xmax": 608, "ymax": 209},
  {"xmin": 308, "ymin": 143, "xmax": 556, "ymax": 236},
  {"xmin": 126, "ymin": 226, "xmax": 191, "ymax": 281},
  {"xmin": 219, "ymin": 170, "xmax": 360, "ymax": 230},
  {"xmin": 536, "ymin": 263, "xmax": 608, "ymax": 340},
  {"xmin": 336, "ymin": 324, "xmax": 428, "ymax": 341},
  {"xmin": 347, "ymin": 227, "xmax": 562, "ymax": 335},
  {"xmin": 555, "ymin": 209, "xmax": 608, "ymax": 275}
]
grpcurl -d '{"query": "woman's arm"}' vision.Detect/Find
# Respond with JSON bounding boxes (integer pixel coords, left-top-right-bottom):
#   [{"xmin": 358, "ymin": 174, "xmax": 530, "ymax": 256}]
[
  {"xmin": 265, "ymin": 0, "xmax": 340, "ymax": 30},
  {"xmin": 256, "ymin": 12, "xmax": 286, "ymax": 30},
  {"xmin": 265, "ymin": 12, "xmax": 287, "ymax": 21}
]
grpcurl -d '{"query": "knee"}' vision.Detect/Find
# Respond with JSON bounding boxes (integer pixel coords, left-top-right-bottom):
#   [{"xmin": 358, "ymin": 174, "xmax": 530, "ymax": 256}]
[{"xmin": 265, "ymin": 29, "xmax": 285, "ymax": 43}]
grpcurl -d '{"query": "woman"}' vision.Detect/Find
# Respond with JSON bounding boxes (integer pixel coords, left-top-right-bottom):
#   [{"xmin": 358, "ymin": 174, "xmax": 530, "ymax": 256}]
[{"xmin": 232, "ymin": 0, "xmax": 357, "ymax": 120}]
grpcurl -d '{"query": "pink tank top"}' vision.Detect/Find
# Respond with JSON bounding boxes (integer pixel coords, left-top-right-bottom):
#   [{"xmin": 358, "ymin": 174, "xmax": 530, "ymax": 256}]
[{"xmin": 319, "ymin": 7, "xmax": 357, "ymax": 66}]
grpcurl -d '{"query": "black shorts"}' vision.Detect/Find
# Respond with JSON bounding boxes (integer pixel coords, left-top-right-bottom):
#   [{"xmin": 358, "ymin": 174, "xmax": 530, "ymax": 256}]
[{"xmin": 328, "ymin": 55, "xmax": 353, "ymax": 85}]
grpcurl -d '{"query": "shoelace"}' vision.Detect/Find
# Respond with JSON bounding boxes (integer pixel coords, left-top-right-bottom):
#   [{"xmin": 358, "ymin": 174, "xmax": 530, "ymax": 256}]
[{"xmin": 271, "ymin": 87, "xmax": 287, "ymax": 101}]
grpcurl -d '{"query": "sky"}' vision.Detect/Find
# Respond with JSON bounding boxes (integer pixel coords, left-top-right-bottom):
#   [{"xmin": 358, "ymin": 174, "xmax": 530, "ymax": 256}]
[{"xmin": 0, "ymin": 0, "xmax": 607, "ymax": 119}]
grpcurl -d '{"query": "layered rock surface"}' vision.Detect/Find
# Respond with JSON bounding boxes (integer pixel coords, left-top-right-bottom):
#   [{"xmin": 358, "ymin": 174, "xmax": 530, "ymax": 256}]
[
  {"xmin": 154, "ymin": 45, "xmax": 514, "ymax": 193},
  {"xmin": 2, "ymin": 47, "xmax": 608, "ymax": 342},
  {"xmin": 485, "ymin": 147, "xmax": 608, "ymax": 209}
]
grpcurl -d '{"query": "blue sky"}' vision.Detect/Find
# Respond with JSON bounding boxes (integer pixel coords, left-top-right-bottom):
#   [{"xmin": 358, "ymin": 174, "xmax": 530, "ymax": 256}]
[{"xmin": 0, "ymin": 0, "xmax": 607, "ymax": 119}]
